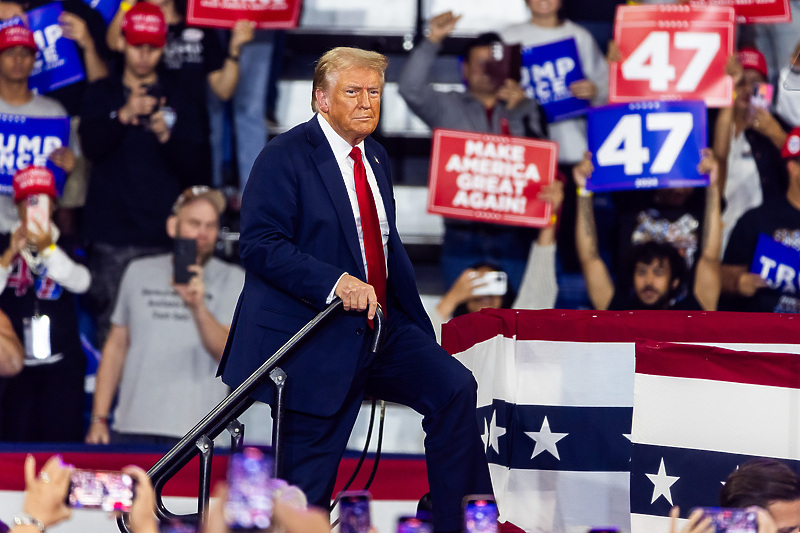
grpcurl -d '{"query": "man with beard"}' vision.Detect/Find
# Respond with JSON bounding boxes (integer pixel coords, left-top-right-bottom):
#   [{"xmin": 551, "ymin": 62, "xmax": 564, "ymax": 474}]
[
  {"xmin": 85, "ymin": 186, "xmax": 244, "ymax": 446},
  {"xmin": 573, "ymin": 150, "xmax": 722, "ymax": 311}
]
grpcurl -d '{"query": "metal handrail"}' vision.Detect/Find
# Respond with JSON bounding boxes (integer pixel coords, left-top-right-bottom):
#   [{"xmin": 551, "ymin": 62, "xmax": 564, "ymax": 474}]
[{"xmin": 117, "ymin": 298, "xmax": 385, "ymax": 532}]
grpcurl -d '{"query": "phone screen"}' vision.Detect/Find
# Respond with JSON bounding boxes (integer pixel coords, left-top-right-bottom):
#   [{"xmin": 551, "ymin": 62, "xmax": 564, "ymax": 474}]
[
  {"xmin": 693, "ymin": 508, "xmax": 758, "ymax": 533},
  {"xmin": 751, "ymin": 83, "xmax": 774, "ymax": 110},
  {"xmin": 26, "ymin": 194, "xmax": 50, "ymax": 235},
  {"xmin": 338, "ymin": 491, "xmax": 371, "ymax": 533},
  {"xmin": 224, "ymin": 447, "xmax": 274, "ymax": 531},
  {"xmin": 463, "ymin": 496, "xmax": 498, "ymax": 533},
  {"xmin": 397, "ymin": 516, "xmax": 433, "ymax": 533},
  {"xmin": 159, "ymin": 520, "xmax": 198, "ymax": 533},
  {"xmin": 67, "ymin": 470, "xmax": 134, "ymax": 512}
]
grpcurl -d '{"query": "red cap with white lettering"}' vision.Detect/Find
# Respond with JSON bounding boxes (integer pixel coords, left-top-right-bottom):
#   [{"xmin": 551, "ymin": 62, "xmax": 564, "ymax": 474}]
[
  {"xmin": 122, "ymin": 2, "xmax": 166, "ymax": 48},
  {"xmin": 0, "ymin": 25, "xmax": 37, "ymax": 54},
  {"xmin": 738, "ymin": 47, "xmax": 768, "ymax": 80},
  {"xmin": 13, "ymin": 166, "xmax": 56, "ymax": 203},
  {"xmin": 782, "ymin": 127, "xmax": 800, "ymax": 159}
]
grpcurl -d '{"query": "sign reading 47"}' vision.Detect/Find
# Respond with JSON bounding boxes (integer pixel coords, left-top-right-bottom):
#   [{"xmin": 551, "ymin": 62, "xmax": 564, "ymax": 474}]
[
  {"xmin": 586, "ymin": 100, "xmax": 708, "ymax": 192},
  {"xmin": 610, "ymin": 4, "xmax": 734, "ymax": 107}
]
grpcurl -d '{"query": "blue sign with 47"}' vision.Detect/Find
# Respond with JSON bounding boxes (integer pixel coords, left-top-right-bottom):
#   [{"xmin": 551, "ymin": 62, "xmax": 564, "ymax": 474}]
[{"xmin": 586, "ymin": 100, "xmax": 708, "ymax": 192}]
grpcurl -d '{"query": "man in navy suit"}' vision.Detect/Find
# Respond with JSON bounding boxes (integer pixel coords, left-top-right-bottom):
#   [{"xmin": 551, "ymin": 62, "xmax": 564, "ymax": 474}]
[{"xmin": 217, "ymin": 47, "xmax": 493, "ymax": 531}]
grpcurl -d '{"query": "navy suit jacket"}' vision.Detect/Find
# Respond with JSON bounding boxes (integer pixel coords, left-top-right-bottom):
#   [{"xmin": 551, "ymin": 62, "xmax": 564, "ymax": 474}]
[{"xmin": 218, "ymin": 116, "xmax": 435, "ymax": 417}]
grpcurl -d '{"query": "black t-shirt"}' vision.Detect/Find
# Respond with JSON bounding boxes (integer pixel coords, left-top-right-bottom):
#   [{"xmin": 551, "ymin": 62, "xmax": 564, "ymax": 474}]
[
  {"xmin": 159, "ymin": 22, "xmax": 225, "ymax": 139},
  {"xmin": 79, "ymin": 74, "xmax": 210, "ymax": 245},
  {"xmin": 723, "ymin": 196, "xmax": 800, "ymax": 312},
  {"xmin": 0, "ymin": 233, "xmax": 85, "ymax": 371},
  {"xmin": 611, "ymin": 188, "xmax": 705, "ymax": 295}
]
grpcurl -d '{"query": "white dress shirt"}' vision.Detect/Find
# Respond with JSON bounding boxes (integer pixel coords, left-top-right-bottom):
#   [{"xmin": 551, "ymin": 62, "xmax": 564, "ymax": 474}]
[{"xmin": 317, "ymin": 114, "xmax": 390, "ymax": 299}]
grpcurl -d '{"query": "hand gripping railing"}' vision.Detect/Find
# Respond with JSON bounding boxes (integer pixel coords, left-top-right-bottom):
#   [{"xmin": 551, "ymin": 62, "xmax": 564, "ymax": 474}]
[{"xmin": 117, "ymin": 298, "xmax": 385, "ymax": 532}]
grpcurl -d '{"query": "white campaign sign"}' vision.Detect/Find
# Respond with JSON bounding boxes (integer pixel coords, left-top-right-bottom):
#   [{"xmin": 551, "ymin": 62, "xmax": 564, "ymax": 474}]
[
  {"xmin": 596, "ymin": 112, "xmax": 693, "ymax": 177},
  {"xmin": 622, "ymin": 31, "xmax": 721, "ymax": 93}
]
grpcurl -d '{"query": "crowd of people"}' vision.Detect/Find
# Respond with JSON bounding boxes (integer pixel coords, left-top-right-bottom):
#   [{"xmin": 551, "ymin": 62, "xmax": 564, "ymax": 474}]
[{"xmin": 0, "ymin": 0, "xmax": 796, "ymax": 526}]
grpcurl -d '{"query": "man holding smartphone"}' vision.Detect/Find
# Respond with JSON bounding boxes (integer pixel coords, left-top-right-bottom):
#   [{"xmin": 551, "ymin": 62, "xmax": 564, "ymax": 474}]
[
  {"xmin": 79, "ymin": 2, "xmax": 209, "ymax": 348},
  {"xmin": 86, "ymin": 186, "xmax": 244, "ymax": 446}
]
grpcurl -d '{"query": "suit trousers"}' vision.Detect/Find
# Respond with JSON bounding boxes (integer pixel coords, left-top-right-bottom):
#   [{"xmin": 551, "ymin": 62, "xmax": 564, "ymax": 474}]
[{"xmin": 276, "ymin": 310, "xmax": 493, "ymax": 532}]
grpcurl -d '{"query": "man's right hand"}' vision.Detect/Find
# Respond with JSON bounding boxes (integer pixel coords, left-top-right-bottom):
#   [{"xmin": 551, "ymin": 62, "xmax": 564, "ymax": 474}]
[
  {"xmin": 335, "ymin": 274, "xmax": 378, "ymax": 320},
  {"xmin": 118, "ymin": 85, "xmax": 158, "ymax": 126},
  {"xmin": 85, "ymin": 419, "xmax": 110, "ymax": 444},
  {"xmin": 427, "ymin": 11, "xmax": 461, "ymax": 45}
]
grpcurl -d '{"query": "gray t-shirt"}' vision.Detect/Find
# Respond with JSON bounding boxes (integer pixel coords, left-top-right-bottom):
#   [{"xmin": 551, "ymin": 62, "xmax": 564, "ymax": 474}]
[
  {"xmin": 110, "ymin": 254, "xmax": 244, "ymax": 438},
  {"xmin": 500, "ymin": 19, "xmax": 609, "ymax": 164},
  {"xmin": 0, "ymin": 94, "xmax": 69, "ymax": 231}
]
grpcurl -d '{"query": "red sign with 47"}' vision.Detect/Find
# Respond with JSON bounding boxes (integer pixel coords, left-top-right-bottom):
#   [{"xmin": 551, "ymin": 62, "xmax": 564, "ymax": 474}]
[{"xmin": 610, "ymin": 5, "xmax": 735, "ymax": 108}]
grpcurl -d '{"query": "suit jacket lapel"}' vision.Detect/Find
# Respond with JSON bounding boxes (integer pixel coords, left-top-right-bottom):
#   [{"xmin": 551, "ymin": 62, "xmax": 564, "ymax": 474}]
[
  {"xmin": 365, "ymin": 141, "xmax": 396, "ymax": 231},
  {"xmin": 306, "ymin": 118, "xmax": 366, "ymax": 279}
]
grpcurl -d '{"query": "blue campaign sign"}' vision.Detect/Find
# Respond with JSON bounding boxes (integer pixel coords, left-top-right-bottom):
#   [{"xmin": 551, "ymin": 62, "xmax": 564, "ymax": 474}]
[
  {"xmin": 750, "ymin": 234, "xmax": 800, "ymax": 294},
  {"xmin": 521, "ymin": 38, "xmax": 588, "ymax": 123},
  {"xmin": 27, "ymin": 4, "xmax": 85, "ymax": 94},
  {"xmin": 0, "ymin": 114, "xmax": 70, "ymax": 196},
  {"xmin": 586, "ymin": 100, "xmax": 708, "ymax": 192},
  {"xmin": 82, "ymin": 0, "xmax": 121, "ymax": 24}
]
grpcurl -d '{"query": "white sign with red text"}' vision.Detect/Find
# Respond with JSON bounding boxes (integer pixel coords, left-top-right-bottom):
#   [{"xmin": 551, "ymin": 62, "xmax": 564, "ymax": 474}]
[
  {"xmin": 610, "ymin": 4, "xmax": 735, "ymax": 108},
  {"xmin": 427, "ymin": 129, "xmax": 557, "ymax": 228}
]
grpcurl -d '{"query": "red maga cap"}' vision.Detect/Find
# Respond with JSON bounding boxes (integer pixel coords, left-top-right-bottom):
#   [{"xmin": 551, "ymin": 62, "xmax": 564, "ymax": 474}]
[
  {"xmin": 122, "ymin": 2, "xmax": 166, "ymax": 48},
  {"xmin": 782, "ymin": 127, "xmax": 800, "ymax": 159},
  {"xmin": 0, "ymin": 25, "xmax": 37, "ymax": 54},
  {"xmin": 738, "ymin": 47, "xmax": 768, "ymax": 80},
  {"xmin": 13, "ymin": 166, "xmax": 56, "ymax": 203}
]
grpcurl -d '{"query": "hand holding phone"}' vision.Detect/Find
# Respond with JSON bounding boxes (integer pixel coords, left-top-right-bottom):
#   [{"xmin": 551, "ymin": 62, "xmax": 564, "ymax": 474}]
[
  {"xmin": 471, "ymin": 271, "xmax": 508, "ymax": 296},
  {"xmin": 67, "ymin": 469, "xmax": 135, "ymax": 512}
]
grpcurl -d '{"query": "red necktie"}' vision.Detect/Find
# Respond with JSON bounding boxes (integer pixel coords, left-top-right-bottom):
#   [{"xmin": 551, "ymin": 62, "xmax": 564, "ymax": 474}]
[{"xmin": 349, "ymin": 146, "xmax": 387, "ymax": 322}]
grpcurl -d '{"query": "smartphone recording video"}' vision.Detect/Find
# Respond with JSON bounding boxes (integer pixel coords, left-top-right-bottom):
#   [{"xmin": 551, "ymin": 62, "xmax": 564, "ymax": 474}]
[
  {"xmin": 26, "ymin": 194, "xmax": 50, "ymax": 235},
  {"xmin": 463, "ymin": 495, "xmax": 498, "ymax": 533},
  {"xmin": 224, "ymin": 447, "xmax": 274, "ymax": 531},
  {"xmin": 471, "ymin": 271, "xmax": 508, "ymax": 296},
  {"xmin": 337, "ymin": 491, "xmax": 371, "ymax": 533},
  {"xmin": 67, "ymin": 470, "xmax": 135, "ymax": 512},
  {"xmin": 692, "ymin": 508, "xmax": 758, "ymax": 533},
  {"xmin": 397, "ymin": 515, "xmax": 433, "ymax": 533}
]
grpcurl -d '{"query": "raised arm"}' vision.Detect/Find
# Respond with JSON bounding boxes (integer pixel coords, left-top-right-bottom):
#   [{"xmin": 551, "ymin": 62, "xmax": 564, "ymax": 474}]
[
  {"xmin": 513, "ymin": 179, "xmax": 563, "ymax": 309},
  {"xmin": 693, "ymin": 150, "xmax": 722, "ymax": 311},
  {"xmin": 397, "ymin": 11, "xmax": 461, "ymax": 126},
  {"xmin": 573, "ymin": 153, "xmax": 615, "ymax": 310}
]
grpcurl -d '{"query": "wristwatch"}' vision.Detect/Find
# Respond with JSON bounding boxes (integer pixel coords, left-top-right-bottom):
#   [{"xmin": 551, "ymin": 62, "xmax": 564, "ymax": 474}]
[{"xmin": 14, "ymin": 513, "xmax": 45, "ymax": 532}]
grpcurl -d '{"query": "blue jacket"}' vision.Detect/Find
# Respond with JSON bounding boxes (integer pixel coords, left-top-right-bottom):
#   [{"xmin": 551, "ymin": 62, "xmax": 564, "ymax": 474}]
[{"xmin": 218, "ymin": 116, "xmax": 434, "ymax": 417}]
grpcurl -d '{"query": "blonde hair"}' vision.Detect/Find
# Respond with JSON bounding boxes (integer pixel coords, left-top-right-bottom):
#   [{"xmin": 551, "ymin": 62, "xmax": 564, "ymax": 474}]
[{"xmin": 311, "ymin": 47, "xmax": 389, "ymax": 112}]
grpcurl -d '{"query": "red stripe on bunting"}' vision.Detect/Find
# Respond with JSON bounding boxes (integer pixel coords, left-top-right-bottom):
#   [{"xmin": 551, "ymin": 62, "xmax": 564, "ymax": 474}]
[
  {"xmin": 0, "ymin": 451, "xmax": 428, "ymax": 501},
  {"xmin": 442, "ymin": 309, "xmax": 800, "ymax": 355},
  {"xmin": 634, "ymin": 340, "xmax": 800, "ymax": 389}
]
